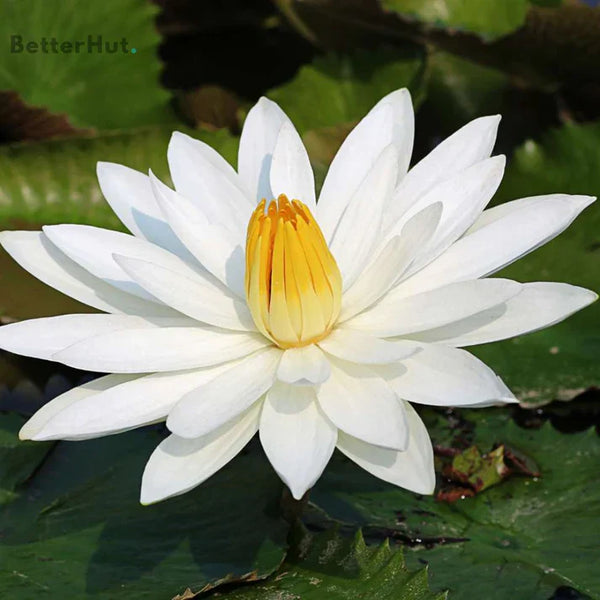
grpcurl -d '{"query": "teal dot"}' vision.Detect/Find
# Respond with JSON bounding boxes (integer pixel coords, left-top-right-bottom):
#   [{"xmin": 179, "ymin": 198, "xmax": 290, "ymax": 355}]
[{"xmin": 131, "ymin": 48, "xmax": 137, "ymax": 54}]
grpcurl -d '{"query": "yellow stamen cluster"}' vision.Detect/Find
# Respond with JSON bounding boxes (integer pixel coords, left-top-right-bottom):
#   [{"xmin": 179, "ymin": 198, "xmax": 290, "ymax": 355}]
[{"xmin": 245, "ymin": 194, "xmax": 342, "ymax": 349}]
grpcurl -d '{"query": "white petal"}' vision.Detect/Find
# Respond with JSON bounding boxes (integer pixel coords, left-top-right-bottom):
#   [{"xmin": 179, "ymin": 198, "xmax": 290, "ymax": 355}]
[
  {"xmin": 47, "ymin": 223, "xmax": 235, "ymax": 325},
  {"xmin": 53, "ymin": 326, "xmax": 268, "ymax": 372},
  {"xmin": 32, "ymin": 361, "xmax": 236, "ymax": 441},
  {"xmin": 42, "ymin": 224, "xmax": 177, "ymax": 302},
  {"xmin": 269, "ymin": 121, "xmax": 316, "ymax": 210},
  {"xmin": 140, "ymin": 403, "xmax": 261, "ymax": 504},
  {"xmin": 167, "ymin": 348, "xmax": 281, "ymax": 439},
  {"xmin": 390, "ymin": 156, "xmax": 506, "ymax": 276},
  {"xmin": 340, "ymin": 203, "xmax": 442, "ymax": 320},
  {"xmin": 329, "ymin": 145, "xmax": 399, "ymax": 290},
  {"xmin": 388, "ymin": 115, "xmax": 500, "ymax": 226},
  {"xmin": 348, "ymin": 279, "xmax": 522, "ymax": 337},
  {"xmin": 238, "ymin": 97, "xmax": 290, "ymax": 202},
  {"xmin": 167, "ymin": 132, "xmax": 252, "ymax": 236},
  {"xmin": 19, "ymin": 374, "xmax": 139, "ymax": 441},
  {"xmin": 317, "ymin": 89, "xmax": 414, "ymax": 241},
  {"xmin": 0, "ymin": 313, "xmax": 189, "ymax": 360},
  {"xmin": 260, "ymin": 383, "xmax": 337, "ymax": 499},
  {"xmin": 277, "ymin": 345, "xmax": 331, "ymax": 385},
  {"xmin": 413, "ymin": 282, "xmax": 598, "ymax": 346},
  {"xmin": 318, "ymin": 329, "xmax": 419, "ymax": 364},
  {"xmin": 149, "ymin": 172, "xmax": 245, "ymax": 297},
  {"xmin": 115, "ymin": 255, "xmax": 254, "ymax": 331},
  {"xmin": 379, "ymin": 344, "xmax": 516, "ymax": 407},
  {"xmin": 316, "ymin": 359, "xmax": 408, "ymax": 451},
  {"xmin": 0, "ymin": 231, "xmax": 173, "ymax": 316},
  {"xmin": 337, "ymin": 402, "xmax": 435, "ymax": 494},
  {"xmin": 96, "ymin": 162, "xmax": 188, "ymax": 257},
  {"xmin": 398, "ymin": 195, "xmax": 596, "ymax": 295}
]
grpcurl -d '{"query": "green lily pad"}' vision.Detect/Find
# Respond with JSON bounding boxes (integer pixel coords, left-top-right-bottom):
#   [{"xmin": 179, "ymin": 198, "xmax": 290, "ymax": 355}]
[
  {"xmin": 0, "ymin": 412, "xmax": 52, "ymax": 505},
  {"xmin": 0, "ymin": 415, "xmax": 288, "ymax": 599},
  {"xmin": 0, "ymin": 0, "xmax": 171, "ymax": 130},
  {"xmin": 467, "ymin": 123, "xmax": 600, "ymax": 403},
  {"xmin": 309, "ymin": 408, "xmax": 600, "ymax": 599},
  {"xmin": 200, "ymin": 526, "xmax": 446, "ymax": 599},
  {"xmin": 380, "ymin": 0, "xmax": 531, "ymax": 41},
  {"xmin": 267, "ymin": 47, "xmax": 426, "ymax": 135}
]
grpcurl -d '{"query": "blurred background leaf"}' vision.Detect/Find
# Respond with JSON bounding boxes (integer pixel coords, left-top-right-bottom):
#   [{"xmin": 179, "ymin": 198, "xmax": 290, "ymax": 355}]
[
  {"xmin": 266, "ymin": 46, "xmax": 426, "ymax": 134},
  {"xmin": 380, "ymin": 0, "xmax": 532, "ymax": 40},
  {"xmin": 0, "ymin": 0, "xmax": 172, "ymax": 134}
]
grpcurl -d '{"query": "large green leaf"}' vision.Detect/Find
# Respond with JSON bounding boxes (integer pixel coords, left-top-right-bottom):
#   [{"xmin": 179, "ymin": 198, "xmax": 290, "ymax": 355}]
[
  {"xmin": 0, "ymin": 0, "xmax": 170, "ymax": 129},
  {"xmin": 380, "ymin": 0, "xmax": 531, "ymax": 40},
  {"xmin": 0, "ymin": 415, "xmax": 288, "ymax": 599},
  {"xmin": 267, "ymin": 47, "xmax": 426, "ymax": 135},
  {"xmin": 201, "ymin": 527, "xmax": 446, "ymax": 599},
  {"xmin": 309, "ymin": 408, "xmax": 600, "ymax": 599},
  {"xmin": 467, "ymin": 123, "xmax": 600, "ymax": 403}
]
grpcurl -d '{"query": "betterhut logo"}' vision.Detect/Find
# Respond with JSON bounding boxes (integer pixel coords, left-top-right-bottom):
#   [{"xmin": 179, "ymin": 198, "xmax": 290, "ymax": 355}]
[{"xmin": 10, "ymin": 34, "xmax": 136, "ymax": 54}]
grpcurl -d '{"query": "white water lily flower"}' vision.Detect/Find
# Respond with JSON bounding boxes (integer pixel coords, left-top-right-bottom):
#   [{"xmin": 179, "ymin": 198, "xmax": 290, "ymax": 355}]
[{"xmin": 0, "ymin": 89, "xmax": 596, "ymax": 504}]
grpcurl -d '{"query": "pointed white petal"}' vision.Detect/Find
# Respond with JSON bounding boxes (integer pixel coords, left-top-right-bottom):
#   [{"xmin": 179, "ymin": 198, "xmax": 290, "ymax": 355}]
[
  {"xmin": 32, "ymin": 362, "xmax": 236, "ymax": 441},
  {"xmin": 329, "ymin": 145, "xmax": 399, "ymax": 290},
  {"xmin": 96, "ymin": 162, "xmax": 188, "ymax": 257},
  {"xmin": 340, "ymin": 203, "xmax": 442, "ymax": 320},
  {"xmin": 398, "ymin": 195, "xmax": 596, "ymax": 296},
  {"xmin": 167, "ymin": 348, "xmax": 281, "ymax": 439},
  {"xmin": 317, "ymin": 89, "xmax": 414, "ymax": 241},
  {"xmin": 316, "ymin": 359, "xmax": 408, "ymax": 451},
  {"xmin": 379, "ymin": 344, "xmax": 516, "ymax": 407},
  {"xmin": 269, "ymin": 121, "xmax": 316, "ymax": 210},
  {"xmin": 349, "ymin": 279, "xmax": 521, "ymax": 337},
  {"xmin": 140, "ymin": 404, "xmax": 261, "ymax": 504},
  {"xmin": 149, "ymin": 172, "xmax": 245, "ymax": 297},
  {"xmin": 413, "ymin": 282, "xmax": 598, "ymax": 346},
  {"xmin": 337, "ymin": 402, "xmax": 435, "ymax": 494},
  {"xmin": 53, "ymin": 326, "xmax": 268, "ymax": 372},
  {"xmin": 260, "ymin": 383, "xmax": 337, "ymax": 499},
  {"xmin": 238, "ymin": 97, "xmax": 290, "ymax": 202},
  {"xmin": 0, "ymin": 313, "xmax": 190, "ymax": 360},
  {"xmin": 115, "ymin": 254, "xmax": 254, "ymax": 331},
  {"xmin": 277, "ymin": 345, "xmax": 331, "ymax": 385},
  {"xmin": 318, "ymin": 329, "xmax": 419, "ymax": 364},
  {"xmin": 388, "ymin": 115, "xmax": 500, "ymax": 225},
  {"xmin": 19, "ymin": 374, "xmax": 140, "ymax": 440},
  {"xmin": 42, "ymin": 224, "xmax": 180, "ymax": 302},
  {"xmin": 48, "ymin": 216, "xmax": 242, "ymax": 328},
  {"xmin": 167, "ymin": 132, "xmax": 252, "ymax": 236},
  {"xmin": 471, "ymin": 193, "xmax": 594, "ymax": 233},
  {"xmin": 390, "ymin": 156, "xmax": 506, "ymax": 276},
  {"xmin": 0, "ymin": 231, "xmax": 173, "ymax": 316}
]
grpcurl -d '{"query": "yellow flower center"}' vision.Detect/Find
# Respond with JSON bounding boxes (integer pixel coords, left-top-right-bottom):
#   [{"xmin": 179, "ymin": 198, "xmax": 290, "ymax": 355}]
[{"xmin": 245, "ymin": 194, "xmax": 342, "ymax": 349}]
